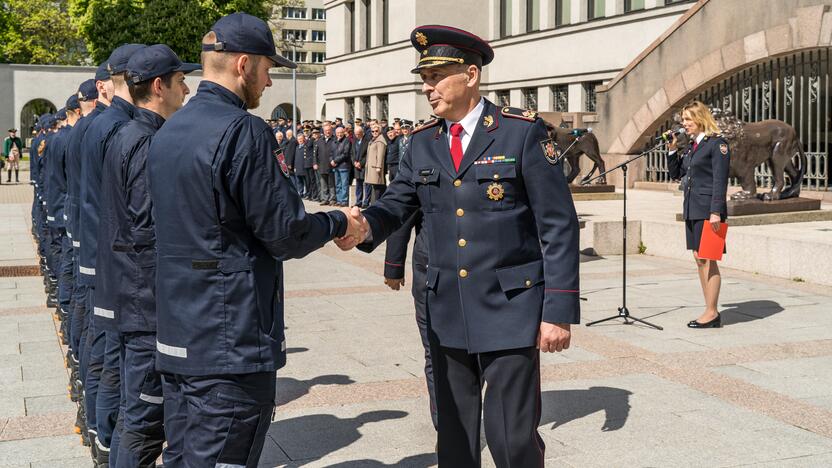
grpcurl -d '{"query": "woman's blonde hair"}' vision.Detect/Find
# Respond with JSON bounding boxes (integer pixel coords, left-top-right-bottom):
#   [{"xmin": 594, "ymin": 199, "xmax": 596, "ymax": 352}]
[{"xmin": 681, "ymin": 101, "xmax": 720, "ymax": 135}]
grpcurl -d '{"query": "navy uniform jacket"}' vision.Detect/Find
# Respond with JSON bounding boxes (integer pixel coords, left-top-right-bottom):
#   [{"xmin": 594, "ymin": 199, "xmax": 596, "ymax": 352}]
[
  {"xmin": 283, "ymin": 137, "xmax": 298, "ymax": 173},
  {"xmin": 302, "ymin": 140, "xmax": 315, "ymax": 169},
  {"xmin": 386, "ymin": 135, "xmax": 400, "ymax": 166},
  {"xmin": 396, "ymin": 135, "xmax": 410, "ymax": 166},
  {"xmin": 148, "ymin": 82, "xmax": 348, "ymax": 376},
  {"xmin": 79, "ymin": 95, "xmax": 135, "ymax": 334},
  {"xmin": 30, "ymin": 133, "xmax": 44, "ymax": 200},
  {"xmin": 106, "ymin": 107, "xmax": 165, "ymax": 333},
  {"xmin": 66, "ymin": 104, "xmax": 105, "ymax": 243},
  {"xmin": 384, "ymin": 211, "xmax": 428, "ymax": 303},
  {"xmin": 39, "ymin": 131, "xmax": 58, "ymax": 204},
  {"xmin": 667, "ymin": 135, "xmax": 731, "ymax": 220},
  {"xmin": 293, "ymin": 140, "xmax": 308, "ymax": 173},
  {"xmin": 360, "ymin": 100, "xmax": 581, "ymax": 353},
  {"xmin": 352, "ymin": 135, "xmax": 369, "ymax": 179},
  {"xmin": 45, "ymin": 125, "xmax": 72, "ymax": 229}
]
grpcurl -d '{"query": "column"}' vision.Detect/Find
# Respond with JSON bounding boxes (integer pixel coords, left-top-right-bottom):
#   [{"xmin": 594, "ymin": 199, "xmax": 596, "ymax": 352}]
[
  {"xmin": 354, "ymin": 0, "xmax": 368, "ymax": 51},
  {"xmin": 370, "ymin": 95, "xmax": 380, "ymax": 120},
  {"xmin": 540, "ymin": 0, "xmax": 556, "ymax": 29},
  {"xmin": 606, "ymin": 0, "xmax": 624, "ymax": 17},
  {"xmin": 370, "ymin": 0, "xmax": 384, "ymax": 48},
  {"xmin": 645, "ymin": 0, "xmax": 665, "ymax": 8},
  {"xmin": 570, "ymin": 0, "xmax": 587, "ymax": 24},
  {"xmin": 509, "ymin": 89, "xmax": 523, "ymax": 108},
  {"xmin": 536, "ymin": 85, "xmax": 553, "ymax": 111},
  {"xmin": 567, "ymin": 83, "xmax": 584, "ymax": 112},
  {"xmin": 512, "ymin": 0, "xmax": 526, "ymax": 35}
]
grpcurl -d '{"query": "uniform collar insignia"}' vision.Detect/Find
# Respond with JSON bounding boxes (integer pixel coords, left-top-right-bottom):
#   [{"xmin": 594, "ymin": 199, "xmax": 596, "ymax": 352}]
[{"xmin": 483, "ymin": 115, "xmax": 493, "ymax": 128}]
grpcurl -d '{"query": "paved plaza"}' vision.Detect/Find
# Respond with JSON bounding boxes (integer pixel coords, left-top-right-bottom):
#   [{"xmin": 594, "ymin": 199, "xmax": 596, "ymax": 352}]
[{"xmin": 2, "ymin": 175, "xmax": 832, "ymax": 467}]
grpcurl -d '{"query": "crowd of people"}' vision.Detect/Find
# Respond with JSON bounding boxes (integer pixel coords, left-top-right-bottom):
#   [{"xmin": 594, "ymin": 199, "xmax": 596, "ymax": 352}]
[{"xmin": 267, "ymin": 115, "xmax": 423, "ymax": 208}]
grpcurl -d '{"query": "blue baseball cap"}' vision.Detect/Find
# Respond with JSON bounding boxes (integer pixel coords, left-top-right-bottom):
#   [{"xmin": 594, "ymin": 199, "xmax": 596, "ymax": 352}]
[
  {"xmin": 66, "ymin": 94, "xmax": 80, "ymax": 111},
  {"xmin": 78, "ymin": 79, "xmax": 98, "ymax": 101},
  {"xmin": 127, "ymin": 44, "xmax": 201, "ymax": 84},
  {"xmin": 95, "ymin": 62, "xmax": 110, "ymax": 81},
  {"xmin": 38, "ymin": 114, "xmax": 51, "ymax": 128},
  {"xmin": 201, "ymin": 13, "xmax": 296, "ymax": 69},
  {"xmin": 107, "ymin": 43, "xmax": 147, "ymax": 75},
  {"xmin": 55, "ymin": 108, "xmax": 67, "ymax": 121}
]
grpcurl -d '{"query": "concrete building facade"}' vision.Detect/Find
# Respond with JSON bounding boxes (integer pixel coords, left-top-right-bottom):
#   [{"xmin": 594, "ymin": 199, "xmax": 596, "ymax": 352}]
[{"xmin": 318, "ymin": 0, "xmax": 697, "ymax": 122}]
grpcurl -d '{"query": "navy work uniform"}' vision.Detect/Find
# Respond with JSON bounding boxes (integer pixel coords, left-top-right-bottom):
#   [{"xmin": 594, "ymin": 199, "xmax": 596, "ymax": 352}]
[
  {"xmin": 667, "ymin": 133, "xmax": 731, "ymax": 251},
  {"xmin": 359, "ymin": 26, "xmax": 581, "ymax": 467},
  {"xmin": 383, "ymin": 212, "xmax": 438, "ymax": 430},
  {"xmin": 79, "ymin": 43, "xmax": 145, "ymax": 464},
  {"xmin": 45, "ymin": 105, "xmax": 74, "ymax": 323},
  {"xmin": 110, "ymin": 45, "xmax": 200, "ymax": 468},
  {"xmin": 147, "ymin": 13, "xmax": 348, "ymax": 467}
]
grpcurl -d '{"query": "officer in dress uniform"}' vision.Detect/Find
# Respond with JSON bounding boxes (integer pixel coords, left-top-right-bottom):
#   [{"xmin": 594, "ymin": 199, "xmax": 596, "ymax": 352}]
[
  {"xmin": 146, "ymin": 14, "xmax": 364, "ymax": 467},
  {"xmin": 667, "ymin": 100, "xmax": 730, "ymax": 329},
  {"xmin": 350, "ymin": 25, "xmax": 580, "ymax": 467},
  {"xmin": 107, "ymin": 44, "xmax": 199, "ymax": 467},
  {"xmin": 80, "ymin": 43, "xmax": 145, "ymax": 467}
]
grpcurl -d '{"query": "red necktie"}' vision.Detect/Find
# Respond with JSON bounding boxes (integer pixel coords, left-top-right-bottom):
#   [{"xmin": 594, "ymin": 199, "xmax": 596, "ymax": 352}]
[
  {"xmin": 691, "ymin": 141, "xmax": 699, "ymax": 154},
  {"xmin": 450, "ymin": 123, "xmax": 464, "ymax": 171}
]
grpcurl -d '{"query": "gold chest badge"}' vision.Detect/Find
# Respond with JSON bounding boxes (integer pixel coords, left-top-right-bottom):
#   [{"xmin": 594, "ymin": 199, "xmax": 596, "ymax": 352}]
[{"xmin": 487, "ymin": 182, "xmax": 504, "ymax": 201}]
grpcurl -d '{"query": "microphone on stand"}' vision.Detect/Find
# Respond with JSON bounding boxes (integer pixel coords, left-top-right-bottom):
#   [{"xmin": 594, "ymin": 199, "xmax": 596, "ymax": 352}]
[{"xmin": 655, "ymin": 127, "xmax": 685, "ymax": 142}]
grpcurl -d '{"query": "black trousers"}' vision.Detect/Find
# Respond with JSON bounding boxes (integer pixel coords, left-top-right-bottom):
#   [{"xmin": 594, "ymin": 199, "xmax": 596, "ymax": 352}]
[
  {"xmin": 305, "ymin": 167, "xmax": 319, "ymax": 199},
  {"xmin": 429, "ymin": 340, "xmax": 544, "ymax": 468},
  {"xmin": 387, "ymin": 163, "xmax": 399, "ymax": 184}
]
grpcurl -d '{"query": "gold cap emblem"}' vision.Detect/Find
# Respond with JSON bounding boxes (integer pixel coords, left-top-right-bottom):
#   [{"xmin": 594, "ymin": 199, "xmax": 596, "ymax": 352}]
[
  {"xmin": 487, "ymin": 182, "xmax": 504, "ymax": 201},
  {"xmin": 415, "ymin": 32, "xmax": 428, "ymax": 47}
]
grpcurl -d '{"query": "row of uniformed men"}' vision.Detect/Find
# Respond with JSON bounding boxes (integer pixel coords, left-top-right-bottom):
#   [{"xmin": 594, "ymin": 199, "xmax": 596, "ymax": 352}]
[
  {"xmin": 31, "ymin": 42, "xmax": 198, "ymax": 467},
  {"xmin": 31, "ymin": 11, "xmax": 371, "ymax": 468}
]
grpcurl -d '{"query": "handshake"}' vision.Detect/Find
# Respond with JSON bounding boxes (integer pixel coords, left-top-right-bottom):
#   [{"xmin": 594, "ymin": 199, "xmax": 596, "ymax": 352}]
[{"xmin": 335, "ymin": 206, "xmax": 370, "ymax": 251}]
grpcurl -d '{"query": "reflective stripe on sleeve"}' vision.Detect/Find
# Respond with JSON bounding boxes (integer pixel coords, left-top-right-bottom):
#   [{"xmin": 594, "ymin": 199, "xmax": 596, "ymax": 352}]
[
  {"xmin": 157, "ymin": 341, "xmax": 188, "ymax": 359},
  {"xmin": 93, "ymin": 307, "xmax": 114, "ymax": 319},
  {"xmin": 79, "ymin": 266, "xmax": 95, "ymax": 276},
  {"xmin": 139, "ymin": 393, "xmax": 164, "ymax": 405}
]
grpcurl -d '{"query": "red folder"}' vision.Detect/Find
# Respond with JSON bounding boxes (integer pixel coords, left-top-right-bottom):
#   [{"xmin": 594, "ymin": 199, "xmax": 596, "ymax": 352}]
[{"xmin": 698, "ymin": 222, "xmax": 728, "ymax": 261}]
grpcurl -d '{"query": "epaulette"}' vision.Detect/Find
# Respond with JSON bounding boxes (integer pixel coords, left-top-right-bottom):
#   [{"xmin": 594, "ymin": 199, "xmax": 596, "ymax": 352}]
[
  {"xmin": 500, "ymin": 106, "xmax": 538, "ymax": 122},
  {"xmin": 412, "ymin": 118, "xmax": 440, "ymax": 134}
]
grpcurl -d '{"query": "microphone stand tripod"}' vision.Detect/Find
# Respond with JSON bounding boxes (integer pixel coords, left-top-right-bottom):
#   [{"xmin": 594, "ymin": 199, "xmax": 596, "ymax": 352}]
[{"xmin": 582, "ymin": 141, "xmax": 665, "ymax": 330}]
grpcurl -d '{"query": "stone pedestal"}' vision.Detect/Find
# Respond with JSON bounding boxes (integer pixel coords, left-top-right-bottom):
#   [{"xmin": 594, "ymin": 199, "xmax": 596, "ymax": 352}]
[
  {"xmin": 727, "ymin": 197, "xmax": 821, "ymax": 216},
  {"xmin": 570, "ymin": 184, "xmax": 616, "ymax": 194}
]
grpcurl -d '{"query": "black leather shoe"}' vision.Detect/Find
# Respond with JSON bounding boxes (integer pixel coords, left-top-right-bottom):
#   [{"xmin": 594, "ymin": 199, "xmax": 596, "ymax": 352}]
[{"xmin": 688, "ymin": 314, "xmax": 721, "ymax": 328}]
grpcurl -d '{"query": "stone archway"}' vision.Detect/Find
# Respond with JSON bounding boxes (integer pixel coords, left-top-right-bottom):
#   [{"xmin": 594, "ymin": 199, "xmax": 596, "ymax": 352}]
[
  {"xmin": 20, "ymin": 98, "xmax": 56, "ymax": 136},
  {"xmin": 595, "ymin": 1, "xmax": 832, "ymax": 156},
  {"xmin": 271, "ymin": 103, "xmax": 301, "ymax": 123}
]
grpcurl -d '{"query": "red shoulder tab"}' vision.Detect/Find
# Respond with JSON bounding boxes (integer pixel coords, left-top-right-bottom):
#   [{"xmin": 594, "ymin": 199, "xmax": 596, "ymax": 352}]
[
  {"xmin": 500, "ymin": 106, "xmax": 538, "ymax": 122},
  {"xmin": 412, "ymin": 119, "xmax": 440, "ymax": 134}
]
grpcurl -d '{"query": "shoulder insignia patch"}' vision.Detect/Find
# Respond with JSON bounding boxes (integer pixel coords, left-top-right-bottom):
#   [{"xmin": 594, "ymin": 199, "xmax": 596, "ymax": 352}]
[
  {"xmin": 274, "ymin": 150, "xmax": 290, "ymax": 177},
  {"xmin": 37, "ymin": 139, "xmax": 46, "ymax": 154},
  {"xmin": 719, "ymin": 143, "xmax": 729, "ymax": 155},
  {"xmin": 540, "ymin": 138, "xmax": 561, "ymax": 165},
  {"xmin": 501, "ymin": 106, "xmax": 538, "ymax": 122},
  {"xmin": 412, "ymin": 119, "xmax": 440, "ymax": 135}
]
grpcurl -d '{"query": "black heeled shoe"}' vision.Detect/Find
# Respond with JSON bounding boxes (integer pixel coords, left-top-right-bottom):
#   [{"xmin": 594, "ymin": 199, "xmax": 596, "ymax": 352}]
[{"xmin": 687, "ymin": 314, "xmax": 721, "ymax": 328}]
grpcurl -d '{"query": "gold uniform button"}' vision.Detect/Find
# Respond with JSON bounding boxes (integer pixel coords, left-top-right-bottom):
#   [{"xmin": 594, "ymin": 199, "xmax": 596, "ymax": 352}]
[
  {"xmin": 456, "ymin": 208, "xmax": 464, "ymax": 217},
  {"xmin": 493, "ymin": 174, "xmax": 500, "ymax": 180},
  {"xmin": 454, "ymin": 179, "xmax": 462, "ymax": 187},
  {"xmin": 525, "ymin": 279, "xmax": 532, "ymax": 287},
  {"xmin": 459, "ymin": 269, "xmax": 468, "ymax": 278},
  {"xmin": 458, "ymin": 239, "xmax": 467, "ymax": 247}
]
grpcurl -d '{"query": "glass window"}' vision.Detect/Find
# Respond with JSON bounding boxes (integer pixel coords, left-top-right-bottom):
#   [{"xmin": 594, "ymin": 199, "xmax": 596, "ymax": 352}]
[
  {"xmin": 522, "ymin": 88, "xmax": 538, "ymax": 110},
  {"xmin": 347, "ymin": 100, "xmax": 355, "ymax": 123},
  {"xmin": 552, "ymin": 85, "xmax": 569, "ymax": 112},
  {"xmin": 364, "ymin": 0, "xmax": 372, "ymax": 50},
  {"xmin": 624, "ymin": 0, "xmax": 644, "ymax": 12},
  {"xmin": 312, "ymin": 52, "xmax": 326, "ymax": 63},
  {"xmin": 526, "ymin": 0, "xmax": 540, "ymax": 32},
  {"xmin": 584, "ymin": 81, "xmax": 602, "ymax": 112},
  {"xmin": 382, "ymin": 0, "xmax": 389, "ymax": 45},
  {"xmin": 588, "ymin": 0, "xmax": 605, "ymax": 20},
  {"xmin": 555, "ymin": 0, "xmax": 570, "ymax": 26},
  {"xmin": 496, "ymin": 91, "xmax": 511, "ymax": 108},
  {"xmin": 361, "ymin": 96, "xmax": 371, "ymax": 120},
  {"xmin": 499, "ymin": 0, "xmax": 512, "ymax": 38},
  {"xmin": 312, "ymin": 8, "xmax": 326, "ymax": 20},
  {"xmin": 379, "ymin": 95, "xmax": 389, "ymax": 122},
  {"xmin": 347, "ymin": 2, "xmax": 355, "ymax": 52},
  {"xmin": 312, "ymin": 30, "xmax": 326, "ymax": 42},
  {"xmin": 283, "ymin": 29, "xmax": 306, "ymax": 41},
  {"xmin": 282, "ymin": 50, "xmax": 307, "ymax": 62},
  {"xmin": 282, "ymin": 7, "xmax": 306, "ymax": 19}
]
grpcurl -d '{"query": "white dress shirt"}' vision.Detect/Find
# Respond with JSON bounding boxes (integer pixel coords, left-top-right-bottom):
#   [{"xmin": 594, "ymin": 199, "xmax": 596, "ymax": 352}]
[{"xmin": 444, "ymin": 97, "xmax": 485, "ymax": 155}]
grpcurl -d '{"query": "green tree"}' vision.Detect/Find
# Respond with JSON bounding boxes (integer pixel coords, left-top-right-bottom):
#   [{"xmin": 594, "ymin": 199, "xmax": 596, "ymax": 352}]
[
  {"xmin": 70, "ymin": 0, "xmax": 303, "ymax": 64},
  {"xmin": 1, "ymin": 0, "xmax": 86, "ymax": 64}
]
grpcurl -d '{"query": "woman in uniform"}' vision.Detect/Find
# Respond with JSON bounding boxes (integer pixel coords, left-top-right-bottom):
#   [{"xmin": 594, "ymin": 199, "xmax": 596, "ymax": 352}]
[{"xmin": 667, "ymin": 101, "xmax": 731, "ymax": 329}]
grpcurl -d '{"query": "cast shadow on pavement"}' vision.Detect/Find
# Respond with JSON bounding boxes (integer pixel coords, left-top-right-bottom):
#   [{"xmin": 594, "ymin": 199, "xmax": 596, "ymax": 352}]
[
  {"xmin": 266, "ymin": 410, "xmax": 411, "ymax": 467},
  {"xmin": 719, "ymin": 300, "xmax": 784, "ymax": 326},
  {"xmin": 276, "ymin": 374, "xmax": 355, "ymax": 406},
  {"xmin": 540, "ymin": 386, "xmax": 633, "ymax": 432},
  {"xmin": 323, "ymin": 453, "xmax": 437, "ymax": 467}
]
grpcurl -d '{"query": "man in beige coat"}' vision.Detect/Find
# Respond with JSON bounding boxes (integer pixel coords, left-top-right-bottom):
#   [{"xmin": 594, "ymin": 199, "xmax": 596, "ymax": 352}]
[{"xmin": 365, "ymin": 124, "xmax": 388, "ymax": 203}]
